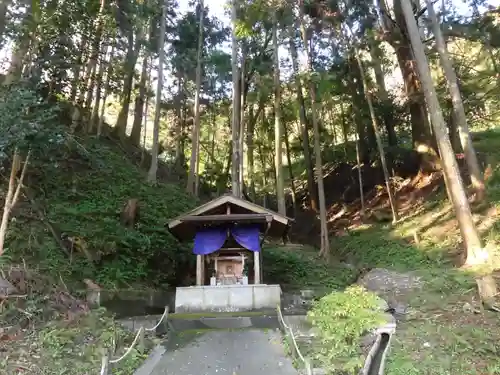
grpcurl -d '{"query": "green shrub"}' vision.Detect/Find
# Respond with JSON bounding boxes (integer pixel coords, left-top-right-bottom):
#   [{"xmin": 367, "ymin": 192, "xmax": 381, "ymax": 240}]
[
  {"xmin": 307, "ymin": 285, "xmax": 386, "ymax": 374},
  {"xmin": 263, "ymin": 246, "xmax": 357, "ymax": 290}
]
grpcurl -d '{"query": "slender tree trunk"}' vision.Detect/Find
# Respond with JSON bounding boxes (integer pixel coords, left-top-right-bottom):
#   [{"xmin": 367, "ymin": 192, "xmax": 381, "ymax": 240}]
[
  {"xmin": 356, "ymin": 132, "xmax": 365, "ymax": 215},
  {"xmin": 230, "ymin": 0, "xmax": 241, "ymax": 197},
  {"xmin": 70, "ymin": 38, "xmax": 86, "ymax": 102},
  {"xmin": 340, "ymin": 100, "xmax": 349, "ymax": 156},
  {"xmin": 82, "ymin": 0, "xmax": 106, "ymax": 114},
  {"xmin": 90, "ymin": 42, "xmax": 109, "ymax": 132},
  {"xmin": 239, "ymin": 47, "xmax": 246, "ymax": 196},
  {"xmin": 141, "ymin": 63, "xmax": 151, "ymax": 165},
  {"xmin": 299, "ymin": 1, "xmax": 330, "ymax": 259},
  {"xmin": 289, "ymin": 27, "xmax": 317, "ymax": 211},
  {"xmin": 369, "ymin": 39, "xmax": 397, "ymax": 147},
  {"xmin": 187, "ymin": 0, "xmax": 205, "ymax": 195},
  {"xmin": 247, "ymin": 103, "xmax": 258, "ymax": 201},
  {"xmin": 97, "ymin": 44, "xmax": 115, "ymax": 137},
  {"xmin": 426, "ymin": 0, "xmax": 485, "ymax": 200},
  {"xmin": 131, "ymin": 53, "xmax": 150, "ymax": 146},
  {"xmin": 401, "ymin": 0, "xmax": 486, "ymax": 265},
  {"xmin": 147, "ymin": 0, "xmax": 167, "ymax": 183},
  {"xmin": 4, "ymin": 0, "xmax": 33, "ymax": 84},
  {"xmin": 115, "ymin": 27, "xmax": 143, "ymax": 140},
  {"xmin": 352, "ymin": 49, "xmax": 398, "ymax": 222},
  {"xmin": 284, "ymin": 122, "xmax": 297, "ymax": 214},
  {"xmin": 273, "ymin": 12, "xmax": 286, "ymax": 215}
]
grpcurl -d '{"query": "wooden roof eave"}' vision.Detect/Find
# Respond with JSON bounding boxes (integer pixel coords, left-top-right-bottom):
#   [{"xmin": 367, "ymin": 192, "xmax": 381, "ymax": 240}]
[{"xmin": 167, "ymin": 194, "xmax": 293, "ymax": 230}]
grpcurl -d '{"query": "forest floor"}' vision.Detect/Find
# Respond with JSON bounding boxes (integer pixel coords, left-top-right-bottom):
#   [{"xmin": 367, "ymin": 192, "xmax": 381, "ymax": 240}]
[{"xmin": 280, "ymin": 128, "xmax": 500, "ymax": 374}]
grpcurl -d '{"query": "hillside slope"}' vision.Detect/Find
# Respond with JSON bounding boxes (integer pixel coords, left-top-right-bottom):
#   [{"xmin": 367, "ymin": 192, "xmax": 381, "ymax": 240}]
[{"xmin": 2, "ymin": 131, "xmax": 197, "ymax": 289}]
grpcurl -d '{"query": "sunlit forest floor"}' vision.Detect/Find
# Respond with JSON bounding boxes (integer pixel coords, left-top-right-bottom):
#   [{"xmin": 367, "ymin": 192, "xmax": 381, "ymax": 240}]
[{"xmin": 274, "ymin": 128, "xmax": 500, "ymax": 374}]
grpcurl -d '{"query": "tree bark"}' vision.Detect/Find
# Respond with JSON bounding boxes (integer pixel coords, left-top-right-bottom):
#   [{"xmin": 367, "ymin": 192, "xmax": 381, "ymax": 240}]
[
  {"xmin": 187, "ymin": 0, "xmax": 205, "ymax": 195},
  {"xmin": 289, "ymin": 27, "xmax": 317, "ymax": 211},
  {"xmin": 230, "ymin": 0, "xmax": 241, "ymax": 197},
  {"xmin": 273, "ymin": 12, "xmax": 286, "ymax": 215},
  {"xmin": 130, "ymin": 53, "xmax": 150, "ymax": 146},
  {"xmin": 400, "ymin": 0, "xmax": 486, "ymax": 265},
  {"xmin": 352, "ymin": 49, "xmax": 398, "ymax": 222},
  {"xmin": 239, "ymin": 46, "xmax": 246, "ymax": 196},
  {"xmin": 299, "ymin": 1, "xmax": 330, "ymax": 259},
  {"xmin": 426, "ymin": 0, "xmax": 485, "ymax": 200},
  {"xmin": 369, "ymin": 39, "xmax": 397, "ymax": 147},
  {"xmin": 90, "ymin": 42, "xmax": 110, "ymax": 132},
  {"xmin": 97, "ymin": 43, "xmax": 115, "ymax": 137},
  {"xmin": 147, "ymin": 0, "xmax": 167, "ymax": 183}
]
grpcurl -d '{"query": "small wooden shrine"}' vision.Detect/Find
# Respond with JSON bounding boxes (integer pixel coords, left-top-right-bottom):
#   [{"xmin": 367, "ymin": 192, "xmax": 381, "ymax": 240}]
[{"xmin": 167, "ymin": 194, "xmax": 292, "ymax": 287}]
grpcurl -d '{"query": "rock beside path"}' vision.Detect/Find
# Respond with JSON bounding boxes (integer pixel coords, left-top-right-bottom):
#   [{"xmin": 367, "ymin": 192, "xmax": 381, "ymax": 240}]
[
  {"xmin": 0, "ymin": 277, "xmax": 17, "ymax": 298},
  {"xmin": 357, "ymin": 268, "xmax": 423, "ymax": 318}
]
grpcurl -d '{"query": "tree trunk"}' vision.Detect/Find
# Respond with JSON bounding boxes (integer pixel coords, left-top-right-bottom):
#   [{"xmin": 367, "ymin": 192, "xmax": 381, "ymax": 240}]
[
  {"xmin": 400, "ymin": 0, "xmax": 486, "ymax": 266},
  {"xmin": 90, "ymin": 42, "xmax": 110, "ymax": 132},
  {"xmin": 352, "ymin": 49, "xmax": 398, "ymax": 222},
  {"xmin": 147, "ymin": 0, "xmax": 167, "ymax": 183},
  {"xmin": 356, "ymin": 132, "xmax": 365, "ymax": 215},
  {"xmin": 340, "ymin": 100, "xmax": 349, "ymax": 156},
  {"xmin": 130, "ymin": 53, "xmax": 150, "ymax": 146},
  {"xmin": 284, "ymin": 121, "xmax": 297, "ymax": 215},
  {"xmin": 97, "ymin": 44, "xmax": 115, "ymax": 137},
  {"xmin": 426, "ymin": 0, "xmax": 485, "ymax": 200},
  {"xmin": 369, "ymin": 39, "xmax": 397, "ymax": 147},
  {"xmin": 70, "ymin": 38, "xmax": 87, "ymax": 102},
  {"xmin": 115, "ymin": 28, "xmax": 143, "ymax": 141},
  {"xmin": 273, "ymin": 13, "xmax": 286, "ymax": 215},
  {"xmin": 187, "ymin": 0, "xmax": 205, "ymax": 195},
  {"xmin": 4, "ymin": 0, "xmax": 33, "ymax": 84},
  {"xmin": 239, "ymin": 46, "xmax": 246, "ymax": 196},
  {"xmin": 299, "ymin": 1, "xmax": 330, "ymax": 259},
  {"xmin": 289, "ymin": 27, "xmax": 317, "ymax": 211},
  {"xmin": 247, "ymin": 103, "xmax": 258, "ymax": 202},
  {"xmin": 381, "ymin": 0, "xmax": 438, "ymax": 168},
  {"xmin": 82, "ymin": 0, "xmax": 106, "ymax": 114},
  {"xmin": 230, "ymin": 0, "xmax": 241, "ymax": 197},
  {"xmin": 0, "ymin": 149, "xmax": 30, "ymax": 256}
]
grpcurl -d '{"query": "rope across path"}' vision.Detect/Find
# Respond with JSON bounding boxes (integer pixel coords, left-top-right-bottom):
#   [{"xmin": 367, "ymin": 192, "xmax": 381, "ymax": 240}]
[{"xmin": 100, "ymin": 307, "xmax": 169, "ymax": 375}]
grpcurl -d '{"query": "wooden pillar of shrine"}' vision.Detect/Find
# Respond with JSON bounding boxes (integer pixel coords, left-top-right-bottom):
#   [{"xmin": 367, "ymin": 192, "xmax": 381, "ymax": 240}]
[
  {"xmin": 196, "ymin": 255, "xmax": 204, "ymax": 286},
  {"xmin": 254, "ymin": 251, "xmax": 260, "ymax": 284}
]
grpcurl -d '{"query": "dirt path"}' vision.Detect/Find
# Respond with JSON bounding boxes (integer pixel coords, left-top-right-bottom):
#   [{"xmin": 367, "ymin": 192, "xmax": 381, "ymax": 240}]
[{"xmin": 150, "ymin": 329, "xmax": 298, "ymax": 375}]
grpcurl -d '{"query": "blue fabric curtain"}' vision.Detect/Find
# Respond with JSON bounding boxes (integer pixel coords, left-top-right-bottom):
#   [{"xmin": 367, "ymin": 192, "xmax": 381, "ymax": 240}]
[
  {"xmin": 231, "ymin": 225, "xmax": 261, "ymax": 252},
  {"xmin": 192, "ymin": 227, "xmax": 227, "ymax": 255}
]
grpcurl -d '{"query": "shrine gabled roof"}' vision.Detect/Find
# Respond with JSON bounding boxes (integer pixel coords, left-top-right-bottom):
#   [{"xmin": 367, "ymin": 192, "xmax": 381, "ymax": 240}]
[{"xmin": 166, "ymin": 194, "xmax": 293, "ymax": 242}]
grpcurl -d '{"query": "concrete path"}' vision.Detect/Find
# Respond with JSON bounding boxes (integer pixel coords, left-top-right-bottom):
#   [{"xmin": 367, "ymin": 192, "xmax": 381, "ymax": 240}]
[{"xmin": 149, "ymin": 329, "xmax": 299, "ymax": 375}]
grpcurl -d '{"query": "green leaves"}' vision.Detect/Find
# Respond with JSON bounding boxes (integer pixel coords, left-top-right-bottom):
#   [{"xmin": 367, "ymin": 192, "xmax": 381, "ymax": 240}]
[
  {"xmin": 307, "ymin": 285, "xmax": 387, "ymax": 374},
  {"xmin": 0, "ymin": 81, "xmax": 61, "ymax": 159}
]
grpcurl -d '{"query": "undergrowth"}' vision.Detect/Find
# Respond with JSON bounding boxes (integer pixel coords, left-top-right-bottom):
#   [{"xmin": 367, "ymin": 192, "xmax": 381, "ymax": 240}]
[
  {"xmin": 0, "ymin": 308, "xmax": 157, "ymax": 374},
  {"xmin": 307, "ymin": 286, "xmax": 386, "ymax": 374},
  {"xmin": 263, "ymin": 245, "xmax": 358, "ymax": 290},
  {"xmin": 4, "ymin": 133, "xmax": 197, "ymax": 288}
]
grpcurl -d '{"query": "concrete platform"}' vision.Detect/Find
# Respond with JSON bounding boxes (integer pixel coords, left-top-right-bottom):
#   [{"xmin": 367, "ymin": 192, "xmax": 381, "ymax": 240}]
[
  {"xmin": 168, "ymin": 315, "xmax": 280, "ymax": 332},
  {"xmin": 174, "ymin": 284, "xmax": 281, "ymax": 313}
]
